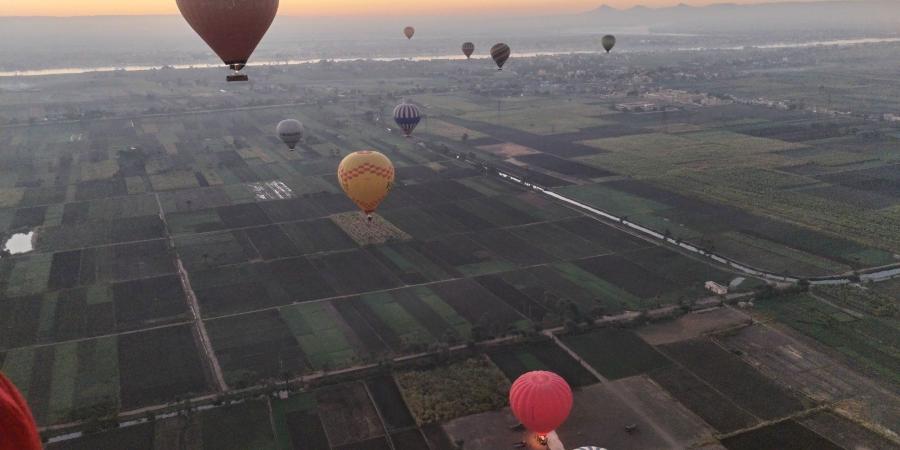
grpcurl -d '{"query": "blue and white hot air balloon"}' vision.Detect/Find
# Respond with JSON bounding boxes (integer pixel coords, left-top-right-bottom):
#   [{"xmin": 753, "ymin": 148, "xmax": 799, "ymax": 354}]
[{"xmin": 393, "ymin": 102, "xmax": 421, "ymax": 138}]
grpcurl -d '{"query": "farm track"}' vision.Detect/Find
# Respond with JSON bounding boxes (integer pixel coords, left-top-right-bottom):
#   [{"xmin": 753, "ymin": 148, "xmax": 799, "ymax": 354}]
[
  {"xmin": 807, "ymin": 291, "xmax": 865, "ymax": 319},
  {"xmin": 156, "ymin": 193, "xmax": 227, "ymax": 392},
  {"xmin": 544, "ymin": 328, "xmax": 683, "ymax": 448},
  {"xmin": 363, "ymin": 382, "xmax": 398, "ymax": 450}
]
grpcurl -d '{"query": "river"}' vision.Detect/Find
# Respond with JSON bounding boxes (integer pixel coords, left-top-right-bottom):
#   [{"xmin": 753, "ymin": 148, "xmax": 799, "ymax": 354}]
[{"xmin": 3, "ymin": 37, "xmax": 899, "ymax": 78}]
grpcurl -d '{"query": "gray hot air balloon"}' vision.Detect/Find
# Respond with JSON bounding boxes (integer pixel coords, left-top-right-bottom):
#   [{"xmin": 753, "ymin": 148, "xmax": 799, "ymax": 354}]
[
  {"xmin": 276, "ymin": 119, "xmax": 304, "ymax": 150},
  {"xmin": 602, "ymin": 35, "xmax": 616, "ymax": 53}
]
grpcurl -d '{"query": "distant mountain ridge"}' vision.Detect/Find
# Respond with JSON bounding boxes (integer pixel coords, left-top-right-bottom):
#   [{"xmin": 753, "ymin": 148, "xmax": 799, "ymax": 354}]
[{"xmin": 584, "ymin": 1, "xmax": 900, "ymax": 32}]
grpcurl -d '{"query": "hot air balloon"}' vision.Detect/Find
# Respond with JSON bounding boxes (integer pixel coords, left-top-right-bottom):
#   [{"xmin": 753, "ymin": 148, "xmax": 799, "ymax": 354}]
[
  {"xmin": 602, "ymin": 35, "xmax": 616, "ymax": 53},
  {"xmin": 276, "ymin": 119, "xmax": 304, "ymax": 150},
  {"xmin": 1, "ymin": 374, "xmax": 42, "ymax": 450},
  {"xmin": 404, "ymin": 26, "xmax": 416, "ymax": 39},
  {"xmin": 509, "ymin": 371, "xmax": 573, "ymax": 445},
  {"xmin": 338, "ymin": 151, "xmax": 395, "ymax": 221},
  {"xmin": 491, "ymin": 43, "xmax": 511, "ymax": 70},
  {"xmin": 462, "ymin": 42, "xmax": 475, "ymax": 59},
  {"xmin": 393, "ymin": 103, "xmax": 421, "ymax": 137},
  {"xmin": 176, "ymin": 0, "xmax": 278, "ymax": 82}
]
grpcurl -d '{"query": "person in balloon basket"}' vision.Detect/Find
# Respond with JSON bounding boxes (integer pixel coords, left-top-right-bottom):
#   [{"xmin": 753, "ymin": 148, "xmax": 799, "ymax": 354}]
[{"xmin": 0, "ymin": 373, "xmax": 42, "ymax": 450}]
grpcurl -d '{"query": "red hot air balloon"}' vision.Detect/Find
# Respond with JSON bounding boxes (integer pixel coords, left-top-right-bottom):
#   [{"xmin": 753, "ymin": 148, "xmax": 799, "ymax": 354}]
[
  {"xmin": 509, "ymin": 371, "xmax": 573, "ymax": 444},
  {"xmin": 0, "ymin": 373, "xmax": 42, "ymax": 450},
  {"xmin": 176, "ymin": 0, "xmax": 279, "ymax": 82}
]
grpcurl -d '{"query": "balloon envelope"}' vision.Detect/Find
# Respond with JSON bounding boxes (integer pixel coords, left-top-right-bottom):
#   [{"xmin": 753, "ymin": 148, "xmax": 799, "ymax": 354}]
[
  {"xmin": 462, "ymin": 42, "xmax": 475, "ymax": 59},
  {"xmin": 338, "ymin": 151, "xmax": 395, "ymax": 216},
  {"xmin": 276, "ymin": 119, "xmax": 304, "ymax": 150},
  {"xmin": 176, "ymin": 0, "xmax": 278, "ymax": 71},
  {"xmin": 602, "ymin": 35, "xmax": 616, "ymax": 53},
  {"xmin": 491, "ymin": 43, "xmax": 511, "ymax": 70},
  {"xmin": 509, "ymin": 371, "xmax": 573, "ymax": 436},
  {"xmin": 393, "ymin": 103, "xmax": 421, "ymax": 137},
  {"xmin": 404, "ymin": 26, "xmax": 415, "ymax": 39},
  {"xmin": 0, "ymin": 373, "xmax": 42, "ymax": 450}
]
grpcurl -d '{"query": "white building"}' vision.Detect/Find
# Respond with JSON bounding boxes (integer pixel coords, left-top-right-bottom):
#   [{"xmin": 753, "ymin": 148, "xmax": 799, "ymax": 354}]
[{"xmin": 705, "ymin": 281, "xmax": 729, "ymax": 296}]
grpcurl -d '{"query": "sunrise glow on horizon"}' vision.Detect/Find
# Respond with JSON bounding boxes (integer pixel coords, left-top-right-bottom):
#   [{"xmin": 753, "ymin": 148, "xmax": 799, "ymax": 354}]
[{"xmin": 0, "ymin": 0, "xmax": 819, "ymax": 17}]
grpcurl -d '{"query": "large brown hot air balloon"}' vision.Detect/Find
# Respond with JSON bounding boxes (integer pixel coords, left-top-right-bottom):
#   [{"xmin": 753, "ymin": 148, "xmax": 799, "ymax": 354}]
[
  {"xmin": 404, "ymin": 26, "xmax": 416, "ymax": 40},
  {"xmin": 490, "ymin": 43, "xmax": 510, "ymax": 70},
  {"xmin": 176, "ymin": 0, "xmax": 279, "ymax": 81}
]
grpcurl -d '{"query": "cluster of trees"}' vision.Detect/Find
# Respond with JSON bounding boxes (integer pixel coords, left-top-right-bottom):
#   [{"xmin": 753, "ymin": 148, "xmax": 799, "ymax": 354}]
[{"xmin": 394, "ymin": 357, "xmax": 510, "ymax": 425}]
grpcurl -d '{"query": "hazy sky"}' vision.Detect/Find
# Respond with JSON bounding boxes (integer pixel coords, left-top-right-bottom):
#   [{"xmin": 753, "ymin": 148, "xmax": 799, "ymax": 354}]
[{"xmin": 0, "ymin": 0, "xmax": 820, "ymax": 17}]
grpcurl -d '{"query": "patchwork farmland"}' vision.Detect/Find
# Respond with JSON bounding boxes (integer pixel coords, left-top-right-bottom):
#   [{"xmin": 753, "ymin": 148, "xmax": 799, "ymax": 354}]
[{"xmin": 0, "ymin": 53, "xmax": 897, "ymax": 450}]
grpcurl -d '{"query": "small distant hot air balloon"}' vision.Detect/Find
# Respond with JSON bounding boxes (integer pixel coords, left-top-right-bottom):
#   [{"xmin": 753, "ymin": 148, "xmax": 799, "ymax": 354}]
[
  {"xmin": 462, "ymin": 42, "xmax": 475, "ymax": 59},
  {"xmin": 491, "ymin": 43, "xmax": 511, "ymax": 70},
  {"xmin": 509, "ymin": 371, "xmax": 573, "ymax": 445},
  {"xmin": 393, "ymin": 103, "xmax": 421, "ymax": 137},
  {"xmin": 602, "ymin": 34, "xmax": 616, "ymax": 53},
  {"xmin": 176, "ymin": 0, "xmax": 279, "ymax": 81},
  {"xmin": 276, "ymin": 119, "xmax": 304, "ymax": 150},
  {"xmin": 338, "ymin": 151, "xmax": 395, "ymax": 221},
  {"xmin": 404, "ymin": 26, "xmax": 416, "ymax": 39}
]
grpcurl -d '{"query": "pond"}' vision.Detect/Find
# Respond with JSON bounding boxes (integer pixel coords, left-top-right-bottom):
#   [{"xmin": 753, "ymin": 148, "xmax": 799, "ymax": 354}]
[{"xmin": 4, "ymin": 231, "xmax": 34, "ymax": 255}]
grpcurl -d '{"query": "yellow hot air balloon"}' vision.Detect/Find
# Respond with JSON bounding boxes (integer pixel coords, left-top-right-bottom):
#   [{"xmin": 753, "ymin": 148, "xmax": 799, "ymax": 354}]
[{"xmin": 337, "ymin": 150, "xmax": 395, "ymax": 220}]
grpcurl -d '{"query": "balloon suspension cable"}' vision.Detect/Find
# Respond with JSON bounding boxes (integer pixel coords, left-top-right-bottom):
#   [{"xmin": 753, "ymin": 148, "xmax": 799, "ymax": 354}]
[
  {"xmin": 538, "ymin": 435, "xmax": 548, "ymax": 446},
  {"xmin": 366, "ymin": 214, "xmax": 374, "ymax": 222}
]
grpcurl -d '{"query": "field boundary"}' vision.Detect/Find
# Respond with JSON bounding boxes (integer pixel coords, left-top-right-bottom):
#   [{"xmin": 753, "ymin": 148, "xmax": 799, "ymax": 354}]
[{"xmin": 449, "ymin": 152, "xmax": 900, "ymax": 286}]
